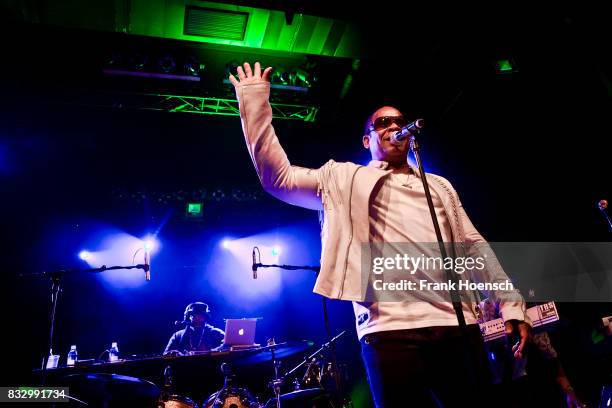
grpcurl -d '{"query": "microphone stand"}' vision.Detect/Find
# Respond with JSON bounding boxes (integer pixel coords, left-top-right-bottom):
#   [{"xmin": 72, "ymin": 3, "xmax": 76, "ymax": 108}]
[
  {"xmin": 20, "ymin": 263, "xmax": 149, "ymax": 386},
  {"xmin": 253, "ymin": 260, "xmax": 347, "ymax": 407},
  {"xmin": 408, "ymin": 135, "xmax": 466, "ymax": 327},
  {"xmin": 408, "ymin": 133, "xmax": 475, "ymax": 383}
]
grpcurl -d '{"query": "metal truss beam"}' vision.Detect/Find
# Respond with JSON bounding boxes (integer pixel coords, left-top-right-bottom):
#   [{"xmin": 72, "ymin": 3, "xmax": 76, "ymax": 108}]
[{"xmin": 147, "ymin": 94, "xmax": 319, "ymax": 122}]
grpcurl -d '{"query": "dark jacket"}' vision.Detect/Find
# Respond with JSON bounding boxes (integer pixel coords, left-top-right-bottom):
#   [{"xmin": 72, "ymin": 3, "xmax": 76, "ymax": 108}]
[{"xmin": 164, "ymin": 324, "xmax": 224, "ymax": 354}]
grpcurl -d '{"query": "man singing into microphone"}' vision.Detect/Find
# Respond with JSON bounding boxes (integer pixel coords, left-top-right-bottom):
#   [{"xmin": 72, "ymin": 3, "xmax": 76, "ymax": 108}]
[
  {"xmin": 229, "ymin": 62, "xmax": 531, "ymax": 407},
  {"xmin": 164, "ymin": 302, "xmax": 225, "ymax": 356}
]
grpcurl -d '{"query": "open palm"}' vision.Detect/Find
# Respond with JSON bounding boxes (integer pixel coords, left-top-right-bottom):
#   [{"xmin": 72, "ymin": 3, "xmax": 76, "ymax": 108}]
[{"xmin": 228, "ymin": 62, "xmax": 273, "ymax": 87}]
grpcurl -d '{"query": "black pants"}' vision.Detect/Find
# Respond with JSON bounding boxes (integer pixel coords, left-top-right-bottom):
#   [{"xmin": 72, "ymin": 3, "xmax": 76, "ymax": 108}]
[{"xmin": 360, "ymin": 325, "xmax": 492, "ymax": 408}]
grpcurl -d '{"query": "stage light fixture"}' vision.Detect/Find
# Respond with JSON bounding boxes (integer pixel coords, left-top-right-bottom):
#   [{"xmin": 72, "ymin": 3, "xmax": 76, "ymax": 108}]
[
  {"xmin": 78, "ymin": 250, "xmax": 91, "ymax": 261},
  {"xmin": 142, "ymin": 235, "xmax": 159, "ymax": 252},
  {"xmin": 158, "ymin": 55, "xmax": 177, "ymax": 74},
  {"xmin": 271, "ymin": 69, "xmax": 291, "ymax": 85},
  {"xmin": 184, "ymin": 57, "xmax": 204, "ymax": 76},
  {"xmin": 495, "ymin": 58, "xmax": 518, "ymax": 74},
  {"xmin": 130, "ymin": 54, "xmax": 149, "ymax": 71},
  {"xmin": 225, "ymin": 60, "xmax": 240, "ymax": 77},
  {"xmin": 292, "ymin": 68, "xmax": 315, "ymax": 87}
]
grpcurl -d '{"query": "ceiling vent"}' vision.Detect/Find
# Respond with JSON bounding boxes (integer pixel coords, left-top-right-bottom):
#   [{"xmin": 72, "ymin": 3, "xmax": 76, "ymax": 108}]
[{"xmin": 184, "ymin": 6, "xmax": 249, "ymax": 41}]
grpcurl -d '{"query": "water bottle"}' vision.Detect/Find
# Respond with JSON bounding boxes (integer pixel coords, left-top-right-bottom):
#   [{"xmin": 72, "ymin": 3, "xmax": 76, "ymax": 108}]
[
  {"xmin": 109, "ymin": 342, "xmax": 119, "ymax": 362},
  {"xmin": 66, "ymin": 345, "xmax": 78, "ymax": 366}
]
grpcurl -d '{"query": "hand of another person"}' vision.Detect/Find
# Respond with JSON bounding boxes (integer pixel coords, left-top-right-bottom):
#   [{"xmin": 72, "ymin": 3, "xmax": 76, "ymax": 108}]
[
  {"xmin": 228, "ymin": 62, "xmax": 273, "ymax": 87},
  {"xmin": 505, "ymin": 319, "xmax": 531, "ymax": 359}
]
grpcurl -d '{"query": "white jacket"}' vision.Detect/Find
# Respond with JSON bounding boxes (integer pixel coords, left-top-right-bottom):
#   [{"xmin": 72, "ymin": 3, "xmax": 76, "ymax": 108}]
[{"xmin": 235, "ymin": 82, "xmax": 528, "ymax": 324}]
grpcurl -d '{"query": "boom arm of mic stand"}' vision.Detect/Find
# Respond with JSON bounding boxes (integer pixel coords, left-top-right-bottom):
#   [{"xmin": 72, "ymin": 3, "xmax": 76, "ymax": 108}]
[
  {"xmin": 253, "ymin": 263, "xmax": 320, "ymax": 272},
  {"xmin": 21, "ymin": 263, "xmax": 152, "ymax": 386},
  {"xmin": 20, "ymin": 264, "xmax": 151, "ymax": 279}
]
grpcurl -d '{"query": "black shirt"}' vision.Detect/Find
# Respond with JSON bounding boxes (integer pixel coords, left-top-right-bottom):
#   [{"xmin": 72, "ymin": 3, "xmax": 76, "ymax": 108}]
[{"xmin": 164, "ymin": 324, "xmax": 225, "ymax": 354}]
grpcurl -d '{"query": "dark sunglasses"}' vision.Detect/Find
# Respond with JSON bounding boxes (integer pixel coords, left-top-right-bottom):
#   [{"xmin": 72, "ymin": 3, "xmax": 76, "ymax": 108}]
[{"xmin": 371, "ymin": 116, "xmax": 408, "ymax": 131}]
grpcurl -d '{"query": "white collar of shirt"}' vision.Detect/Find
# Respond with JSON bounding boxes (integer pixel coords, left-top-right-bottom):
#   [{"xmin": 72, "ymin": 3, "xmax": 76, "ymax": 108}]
[{"xmin": 367, "ymin": 160, "xmax": 415, "ymax": 175}]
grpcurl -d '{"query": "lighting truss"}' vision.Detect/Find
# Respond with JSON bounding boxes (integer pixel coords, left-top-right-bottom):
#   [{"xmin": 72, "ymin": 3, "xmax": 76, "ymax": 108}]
[{"xmin": 145, "ymin": 93, "xmax": 319, "ymax": 122}]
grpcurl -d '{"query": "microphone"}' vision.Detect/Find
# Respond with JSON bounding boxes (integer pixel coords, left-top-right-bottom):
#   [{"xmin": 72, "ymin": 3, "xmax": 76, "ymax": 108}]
[
  {"xmin": 174, "ymin": 320, "xmax": 191, "ymax": 326},
  {"xmin": 252, "ymin": 247, "xmax": 258, "ymax": 279},
  {"xmin": 144, "ymin": 250, "xmax": 151, "ymax": 281},
  {"xmin": 391, "ymin": 118, "xmax": 425, "ymax": 143},
  {"xmin": 598, "ymin": 199, "xmax": 612, "ymax": 233},
  {"xmin": 598, "ymin": 199, "xmax": 608, "ymax": 211}
]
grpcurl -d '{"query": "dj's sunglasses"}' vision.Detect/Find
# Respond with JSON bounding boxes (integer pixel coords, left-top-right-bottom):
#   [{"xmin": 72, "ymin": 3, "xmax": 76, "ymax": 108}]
[{"xmin": 370, "ymin": 116, "xmax": 408, "ymax": 131}]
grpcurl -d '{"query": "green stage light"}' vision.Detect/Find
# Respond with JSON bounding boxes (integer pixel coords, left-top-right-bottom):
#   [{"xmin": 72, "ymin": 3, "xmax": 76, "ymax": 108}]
[
  {"xmin": 496, "ymin": 59, "xmax": 517, "ymax": 74},
  {"xmin": 187, "ymin": 202, "xmax": 203, "ymax": 217},
  {"xmin": 591, "ymin": 329, "xmax": 605, "ymax": 345}
]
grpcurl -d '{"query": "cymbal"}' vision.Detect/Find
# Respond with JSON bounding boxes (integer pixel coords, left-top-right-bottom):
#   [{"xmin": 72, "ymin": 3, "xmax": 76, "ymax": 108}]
[
  {"xmin": 235, "ymin": 340, "xmax": 314, "ymax": 365},
  {"xmin": 61, "ymin": 373, "xmax": 160, "ymax": 403},
  {"xmin": 280, "ymin": 388, "xmax": 327, "ymax": 401}
]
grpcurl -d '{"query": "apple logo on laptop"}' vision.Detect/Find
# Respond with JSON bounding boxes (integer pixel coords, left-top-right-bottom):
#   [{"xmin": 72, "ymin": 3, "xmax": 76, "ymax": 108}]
[{"xmin": 239, "ymin": 329, "xmax": 244, "ymax": 336}]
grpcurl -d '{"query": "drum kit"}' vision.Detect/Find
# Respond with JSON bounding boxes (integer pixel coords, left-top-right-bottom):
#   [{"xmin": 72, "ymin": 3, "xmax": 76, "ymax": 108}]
[
  {"xmin": 62, "ymin": 332, "xmax": 350, "ymax": 408},
  {"xmin": 161, "ymin": 333, "xmax": 349, "ymax": 408}
]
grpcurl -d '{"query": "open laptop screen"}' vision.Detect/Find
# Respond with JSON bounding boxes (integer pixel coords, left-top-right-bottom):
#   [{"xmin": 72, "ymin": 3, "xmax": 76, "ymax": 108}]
[{"xmin": 223, "ymin": 318, "xmax": 257, "ymax": 347}]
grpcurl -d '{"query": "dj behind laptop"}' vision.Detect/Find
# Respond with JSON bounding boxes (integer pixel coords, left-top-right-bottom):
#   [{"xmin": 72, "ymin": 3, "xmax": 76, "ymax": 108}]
[{"xmin": 221, "ymin": 318, "xmax": 260, "ymax": 351}]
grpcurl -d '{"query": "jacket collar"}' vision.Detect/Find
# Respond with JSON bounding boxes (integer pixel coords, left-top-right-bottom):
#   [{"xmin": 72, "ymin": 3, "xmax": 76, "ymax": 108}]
[{"xmin": 367, "ymin": 160, "xmax": 418, "ymax": 176}]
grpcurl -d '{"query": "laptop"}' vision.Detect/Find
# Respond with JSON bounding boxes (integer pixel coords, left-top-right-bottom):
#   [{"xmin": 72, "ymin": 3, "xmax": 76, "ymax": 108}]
[{"xmin": 222, "ymin": 318, "xmax": 258, "ymax": 349}]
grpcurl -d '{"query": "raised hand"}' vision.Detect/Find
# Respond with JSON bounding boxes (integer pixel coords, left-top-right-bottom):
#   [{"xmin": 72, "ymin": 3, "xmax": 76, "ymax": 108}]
[{"xmin": 228, "ymin": 62, "xmax": 273, "ymax": 87}]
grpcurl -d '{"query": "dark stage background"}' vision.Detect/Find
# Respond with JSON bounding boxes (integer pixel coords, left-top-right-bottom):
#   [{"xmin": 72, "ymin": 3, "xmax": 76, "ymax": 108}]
[{"xmin": 0, "ymin": 2, "xmax": 611, "ymax": 407}]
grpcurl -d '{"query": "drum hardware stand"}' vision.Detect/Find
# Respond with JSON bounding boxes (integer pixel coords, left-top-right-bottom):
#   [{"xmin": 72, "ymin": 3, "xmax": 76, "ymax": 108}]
[
  {"xmin": 300, "ymin": 359, "xmax": 321, "ymax": 389},
  {"xmin": 207, "ymin": 362, "xmax": 259, "ymax": 408},
  {"xmin": 266, "ymin": 339, "xmax": 283, "ymax": 408},
  {"xmin": 251, "ymin": 254, "xmax": 350, "ymax": 407},
  {"xmin": 19, "ymin": 263, "xmax": 150, "ymax": 386},
  {"xmin": 292, "ymin": 331, "xmax": 349, "ymax": 408},
  {"xmin": 211, "ymin": 362, "xmax": 234, "ymax": 408},
  {"xmin": 158, "ymin": 365, "xmax": 174, "ymax": 403},
  {"xmin": 264, "ymin": 332, "xmax": 350, "ymax": 408},
  {"xmin": 283, "ymin": 330, "xmax": 346, "ymax": 384}
]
